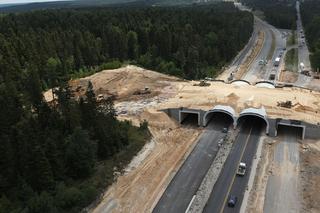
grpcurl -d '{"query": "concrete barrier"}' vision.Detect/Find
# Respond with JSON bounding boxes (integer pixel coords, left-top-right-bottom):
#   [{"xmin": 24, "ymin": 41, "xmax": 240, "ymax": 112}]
[
  {"xmin": 178, "ymin": 108, "xmax": 203, "ymax": 126},
  {"xmin": 163, "ymin": 107, "xmax": 320, "ymax": 140}
]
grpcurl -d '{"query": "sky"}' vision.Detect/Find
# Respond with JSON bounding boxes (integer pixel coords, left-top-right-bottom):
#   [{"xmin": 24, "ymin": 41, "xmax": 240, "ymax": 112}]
[{"xmin": 0, "ymin": 0, "xmax": 72, "ymax": 5}]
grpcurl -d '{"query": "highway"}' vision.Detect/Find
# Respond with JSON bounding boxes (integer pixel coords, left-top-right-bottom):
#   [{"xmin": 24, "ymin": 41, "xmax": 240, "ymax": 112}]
[
  {"xmin": 203, "ymin": 119, "xmax": 264, "ymax": 213},
  {"xmin": 243, "ymin": 16, "xmax": 285, "ymax": 83},
  {"xmin": 153, "ymin": 114, "xmax": 233, "ymax": 213},
  {"xmin": 224, "ymin": 2, "xmax": 286, "ymax": 83},
  {"xmin": 221, "ymin": 22, "xmax": 258, "ymax": 81},
  {"xmin": 242, "ymin": 17, "xmax": 272, "ymax": 82},
  {"xmin": 295, "ymin": 0, "xmax": 312, "ymax": 87}
]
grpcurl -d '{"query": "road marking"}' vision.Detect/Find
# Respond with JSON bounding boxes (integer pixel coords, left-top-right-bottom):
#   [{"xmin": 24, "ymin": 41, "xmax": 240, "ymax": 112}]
[
  {"xmin": 219, "ymin": 126, "xmax": 253, "ymax": 213},
  {"xmin": 185, "ymin": 195, "xmax": 196, "ymax": 213}
]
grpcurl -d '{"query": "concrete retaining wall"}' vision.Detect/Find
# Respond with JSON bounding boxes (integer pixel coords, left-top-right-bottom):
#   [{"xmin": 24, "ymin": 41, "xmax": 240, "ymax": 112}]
[{"xmin": 163, "ymin": 108, "xmax": 320, "ymax": 140}]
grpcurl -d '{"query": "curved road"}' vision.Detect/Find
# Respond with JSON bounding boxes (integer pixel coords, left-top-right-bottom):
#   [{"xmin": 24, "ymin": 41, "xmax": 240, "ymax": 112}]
[
  {"xmin": 243, "ymin": 16, "xmax": 285, "ymax": 83},
  {"xmin": 295, "ymin": 0, "xmax": 312, "ymax": 87}
]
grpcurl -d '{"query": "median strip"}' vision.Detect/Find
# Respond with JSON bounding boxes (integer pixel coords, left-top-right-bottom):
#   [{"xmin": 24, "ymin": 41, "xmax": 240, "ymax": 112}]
[
  {"xmin": 187, "ymin": 129, "xmax": 240, "ymax": 213},
  {"xmin": 235, "ymin": 31, "xmax": 265, "ymax": 80}
]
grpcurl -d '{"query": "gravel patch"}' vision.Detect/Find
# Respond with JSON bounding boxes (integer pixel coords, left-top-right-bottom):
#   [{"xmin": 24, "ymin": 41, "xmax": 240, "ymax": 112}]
[{"xmin": 187, "ymin": 129, "xmax": 240, "ymax": 213}]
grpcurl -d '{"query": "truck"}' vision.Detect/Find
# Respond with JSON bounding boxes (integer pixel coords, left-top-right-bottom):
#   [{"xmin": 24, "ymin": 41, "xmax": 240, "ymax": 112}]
[
  {"xmin": 269, "ymin": 73, "xmax": 276, "ymax": 80},
  {"xmin": 274, "ymin": 57, "xmax": 280, "ymax": 67},
  {"xmin": 236, "ymin": 162, "xmax": 246, "ymax": 176},
  {"xmin": 299, "ymin": 62, "xmax": 305, "ymax": 71}
]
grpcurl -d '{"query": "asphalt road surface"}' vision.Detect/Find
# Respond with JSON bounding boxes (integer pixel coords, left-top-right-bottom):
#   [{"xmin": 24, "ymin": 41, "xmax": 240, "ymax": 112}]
[
  {"xmin": 243, "ymin": 17, "xmax": 272, "ymax": 82},
  {"xmin": 263, "ymin": 126, "xmax": 301, "ymax": 213},
  {"xmin": 153, "ymin": 114, "xmax": 233, "ymax": 213},
  {"xmin": 222, "ymin": 24, "xmax": 258, "ymax": 81},
  {"xmin": 243, "ymin": 16, "xmax": 285, "ymax": 83},
  {"xmin": 203, "ymin": 119, "xmax": 264, "ymax": 213},
  {"xmin": 295, "ymin": 0, "xmax": 312, "ymax": 87}
]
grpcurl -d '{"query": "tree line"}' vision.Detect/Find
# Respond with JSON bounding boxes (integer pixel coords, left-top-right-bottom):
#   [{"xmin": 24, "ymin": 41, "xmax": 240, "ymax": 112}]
[
  {"xmin": 301, "ymin": 0, "xmax": 320, "ymax": 71},
  {"xmin": 0, "ymin": 2, "xmax": 253, "ymax": 89},
  {"xmin": 0, "ymin": 74, "xmax": 150, "ymax": 212},
  {"xmin": 241, "ymin": 0, "xmax": 296, "ymax": 29},
  {"xmin": 0, "ymin": 2, "xmax": 253, "ymax": 212}
]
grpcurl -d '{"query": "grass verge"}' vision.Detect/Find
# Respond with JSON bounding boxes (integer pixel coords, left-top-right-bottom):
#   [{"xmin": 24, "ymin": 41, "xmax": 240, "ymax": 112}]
[
  {"xmin": 286, "ymin": 31, "xmax": 296, "ymax": 46},
  {"xmin": 285, "ymin": 48, "xmax": 298, "ymax": 72},
  {"xmin": 267, "ymin": 30, "xmax": 276, "ymax": 61}
]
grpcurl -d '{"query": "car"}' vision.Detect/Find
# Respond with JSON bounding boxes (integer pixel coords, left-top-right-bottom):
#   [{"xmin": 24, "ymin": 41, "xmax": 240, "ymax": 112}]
[
  {"xmin": 258, "ymin": 60, "xmax": 264, "ymax": 65},
  {"xmin": 222, "ymin": 128, "xmax": 228, "ymax": 133},
  {"xmin": 228, "ymin": 195, "xmax": 238, "ymax": 207}
]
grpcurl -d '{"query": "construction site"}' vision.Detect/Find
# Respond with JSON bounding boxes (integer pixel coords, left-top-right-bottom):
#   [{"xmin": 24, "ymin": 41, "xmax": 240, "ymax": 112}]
[
  {"xmin": 43, "ymin": 63, "xmax": 320, "ymax": 213},
  {"xmin": 41, "ymin": 3, "xmax": 320, "ymax": 211}
]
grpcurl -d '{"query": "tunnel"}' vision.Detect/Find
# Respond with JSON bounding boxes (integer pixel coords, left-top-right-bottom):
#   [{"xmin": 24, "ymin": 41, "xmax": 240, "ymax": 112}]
[
  {"xmin": 179, "ymin": 109, "xmax": 201, "ymax": 126},
  {"xmin": 203, "ymin": 105, "xmax": 236, "ymax": 128},
  {"xmin": 230, "ymin": 79, "xmax": 251, "ymax": 86},
  {"xmin": 255, "ymin": 81, "xmax": 276, "ymax": 89},
  {"xmin": 237, "ymin": 107, "xmax": 269, "ymax": 135},
  {"xmin": 276, "ymin": 120, "xmax": 305, "ymax": 139}
]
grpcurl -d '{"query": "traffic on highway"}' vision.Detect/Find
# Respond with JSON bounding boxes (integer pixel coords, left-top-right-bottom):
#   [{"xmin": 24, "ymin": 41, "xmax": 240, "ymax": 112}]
[
  {"xmin": 153, "ymin": 114, "xmax": 233, "ymax": 213},
  {"xmin": 203, "ymin": 119, "xmax": 265, "ymax": 213},
  {"xmin": 153, "ymin": 1, "xmax": 317, "ymax": 213}
]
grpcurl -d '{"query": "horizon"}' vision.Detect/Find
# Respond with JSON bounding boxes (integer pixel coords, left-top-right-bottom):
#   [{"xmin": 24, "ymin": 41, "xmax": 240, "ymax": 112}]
[{"xmin": 0, "ymin": 0, "xmax": 72, "ymax": 5}]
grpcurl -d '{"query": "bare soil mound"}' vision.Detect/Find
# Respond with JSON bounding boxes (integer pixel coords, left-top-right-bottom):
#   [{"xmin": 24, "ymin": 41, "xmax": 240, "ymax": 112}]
[{"xmin": 83, "ymin": 65, "xmax": 181, "ymax": 101}]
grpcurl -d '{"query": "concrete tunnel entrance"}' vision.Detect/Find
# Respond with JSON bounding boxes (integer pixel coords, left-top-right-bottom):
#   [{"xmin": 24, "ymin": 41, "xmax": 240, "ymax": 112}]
[
  {"xmin": 203, "ymin": 105, "xmax": 236, "ymax": 128},
  {"xmin": 203, "ymin": 112, "xmax": 235, "ymax": 130},
  {"xmin": 276, "ymin": 120, "xmax": 305, "ymax": 139},
  {"xmin": 179, "ymin": 109, "xmax": 201, "ymax": 126},
  {"xmin": 237, "ymin": 108, "xmax": 269, "ymax": 135}
]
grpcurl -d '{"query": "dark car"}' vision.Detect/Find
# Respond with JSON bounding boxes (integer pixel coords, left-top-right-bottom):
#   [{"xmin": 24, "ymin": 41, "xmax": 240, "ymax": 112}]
[{"xmin": 228, "ymin": 195, "xmax": 238, "ymax": 207}]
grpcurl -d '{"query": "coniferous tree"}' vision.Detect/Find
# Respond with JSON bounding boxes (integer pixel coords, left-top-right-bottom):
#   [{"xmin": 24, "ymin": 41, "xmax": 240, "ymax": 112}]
[{"xmin": 65, "ymin": 127, "xmax": 96, "ymax": 179}]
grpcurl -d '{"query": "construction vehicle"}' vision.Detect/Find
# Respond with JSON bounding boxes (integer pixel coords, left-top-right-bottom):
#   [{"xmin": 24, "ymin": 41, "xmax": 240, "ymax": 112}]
[
  {"xmin": 269, "ymin": 69, "xmax": 277, "ymax": 80},
  {"xmin": 269, "ymin": 73, "xmax": 276, "ymax": 80},
  {"xmin": 301, "ymin": 70, "xmax": 311, "ymax": 76},
  {"xmin": 300, "ymin": 62, "xmax": 305, "ymax": 71},
  {"xmin": 133, "ymin": 87, "xmax": 151, "ymax": 95},
  {"xmin": 277, "ymin": 100, "xmax": 292, "ymax": 108},
  {"xmin": 236, "ymin": 162, "xmax": 246, "ymax": 176}
]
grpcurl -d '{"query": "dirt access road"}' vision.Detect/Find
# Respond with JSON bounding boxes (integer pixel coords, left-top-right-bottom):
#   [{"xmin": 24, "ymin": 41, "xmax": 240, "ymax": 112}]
[
  {"xmin": 246, "ymin": 137, "xmax": 320, "ymax": 213},
  {"xmin": 263, "ymin": 128, "xmax": 301, "ymax": 213}
]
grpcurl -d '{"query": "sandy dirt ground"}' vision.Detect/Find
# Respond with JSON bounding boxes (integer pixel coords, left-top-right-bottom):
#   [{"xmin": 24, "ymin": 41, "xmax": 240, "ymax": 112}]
[
  {"xmin": 300, "ymin": 140, "xmax": 320, "ymax": 213},
  {"xmin": 158, "ymin": 81, "xmax": 320, "ymax": 125},
  {"xmin": 235, "ymin": 31, "xmax": 265, "ymax": 80},
  {"xmin": 44, "ymin": 65, "xmax": 181, "ymax": 103},
  {"xmin": 83, "ymin": 65, "xmax": 181, "ymax": 101},
  {"xmin": 279, "ymin": 70, "xmax": 299, "ymax": 83},
  {"xmin": 92, "ymin": 110, "xmax": 202, "ymax": 213},
  {"xmin": 43, "ymin": 65, "xmax": 320, "ymax": 213},
  {"xmin": 308, "ymin": 78, "xmax": 320, "ymax": 92},
  {"xmin": 245, "ymin": 138, "xmax": 274, "ymax": 213}
]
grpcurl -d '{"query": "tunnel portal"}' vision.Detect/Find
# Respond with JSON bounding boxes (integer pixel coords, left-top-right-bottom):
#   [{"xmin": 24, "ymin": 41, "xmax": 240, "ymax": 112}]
[{"xmin": 237, "ymin": 107, "xmax": 269, "ymax": 135}]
